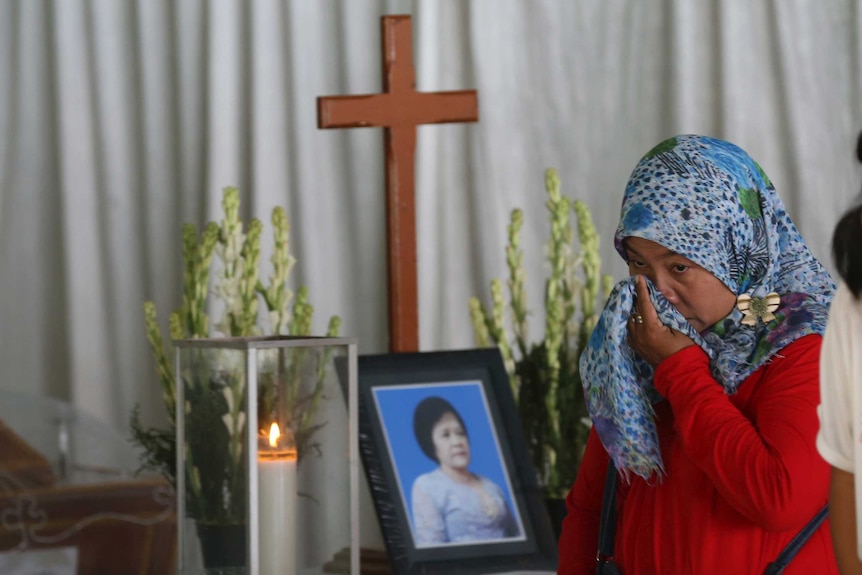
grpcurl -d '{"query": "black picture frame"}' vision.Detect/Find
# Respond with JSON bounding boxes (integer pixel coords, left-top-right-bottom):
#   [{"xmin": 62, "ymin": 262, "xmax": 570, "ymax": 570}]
[{"xmin": 357, "ymin": 348, "xmax": 557, "ymax": 575}]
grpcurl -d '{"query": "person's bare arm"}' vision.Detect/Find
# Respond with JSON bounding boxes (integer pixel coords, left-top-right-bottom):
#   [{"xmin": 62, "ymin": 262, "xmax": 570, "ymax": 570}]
[{"xmin": 831, "ymin": 466, "xmax": 862, "ymax": 575}]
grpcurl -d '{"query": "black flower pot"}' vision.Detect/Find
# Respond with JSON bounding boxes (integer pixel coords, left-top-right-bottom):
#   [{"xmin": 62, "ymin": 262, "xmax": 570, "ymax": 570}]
[{"xmin": 196, "ymin": 523, "xmax": 247, "ymax": 569}]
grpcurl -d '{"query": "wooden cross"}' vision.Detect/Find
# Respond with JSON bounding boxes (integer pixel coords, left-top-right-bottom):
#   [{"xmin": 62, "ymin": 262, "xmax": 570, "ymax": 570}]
[{"xmin": 317, "ymin": 15, "xmax": 479, "ymax": 353}]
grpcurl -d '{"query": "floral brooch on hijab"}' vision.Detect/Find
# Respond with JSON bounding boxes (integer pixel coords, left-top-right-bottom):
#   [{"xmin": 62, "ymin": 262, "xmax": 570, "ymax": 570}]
[{"xmin": 736, "ymin": 292, "xmax": 781, "ymax": 326}]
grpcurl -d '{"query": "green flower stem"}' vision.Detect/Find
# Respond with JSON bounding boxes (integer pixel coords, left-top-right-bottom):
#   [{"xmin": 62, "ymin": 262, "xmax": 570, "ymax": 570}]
[
  {"xmin": 214, "ymin": 187, "xmax": 246, "ymax": 337},
  {"xmin": 506, "ymin": 209, "xmax": 529, "ymax": 357},
  {"xmin": 139, "ymin": 186, "xmax": 343, "ymax": 524},
  {"xmin": 574, "ymin": 200, "xmax": 603, "ymax": 348},
  {"xmin": 181, "ymin": 222, "xmax": 219, "ymax": 338},
  {"xmin": 168, "ymin": 312, "xmax": 184, "ymax": 342},
  {"xmin": 468, "ymin": 297, "xmax": 491, "ymax": 348},
  {"xmin": 257, "ymin": 207, "xmax": 295, "ymax": 334},
  {"xmin": 283, "ymin": 287, "xmax": 313, "ymax": 422},
  {"xmin": 489, "ymin": 279, "xmax": 516, "ymax": 379},
  {"xmin": 143, "ymin": 302, "xmax": 176, "ymax": 422},
  {"xmin": 299, "ymin": 316, "xmax": 342, "ymax": 438},
  {"xmin": 237, "ymin": 218, "xmax": 262, "ymax": 336},
  {"xmin": 290, "ymin": 286, "xmax": 313, "ymax": 336},
  {"xmin": 574, "ymin": 201, "xmax": 599, "ymax": 316},
  {"xmin": 224, "ymin": 374, "xmax": 246, "ymax": 467},
  {"xmin": 544, "ymin": 169, "xmax": 570, "ymax": 449}
]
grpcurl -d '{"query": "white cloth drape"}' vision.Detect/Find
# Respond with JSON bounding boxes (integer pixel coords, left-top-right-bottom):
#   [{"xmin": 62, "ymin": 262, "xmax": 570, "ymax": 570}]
[{"xmin": 2, "ymin": 0, "xmax": 861, "ymax": 459}]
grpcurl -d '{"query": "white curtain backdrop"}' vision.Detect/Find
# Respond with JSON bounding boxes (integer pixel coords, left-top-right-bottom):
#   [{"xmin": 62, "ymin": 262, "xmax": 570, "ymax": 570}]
[{"xmin": 2, "ymin": 0, "xmax": 861, "ymax": 463}]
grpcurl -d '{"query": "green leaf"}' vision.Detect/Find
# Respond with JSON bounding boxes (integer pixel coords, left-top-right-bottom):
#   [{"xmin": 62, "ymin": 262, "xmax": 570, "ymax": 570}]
[
  {"xmin": 643, "ymin": 137, "xmax": 677, "ymax": 159},
  {"xmin": 739, "ymin": 187, "xmax": 762, "ymax": 219}
]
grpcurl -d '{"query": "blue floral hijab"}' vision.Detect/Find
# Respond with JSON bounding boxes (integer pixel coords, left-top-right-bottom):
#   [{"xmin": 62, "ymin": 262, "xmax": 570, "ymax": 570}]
[{"xmin": 580, "ymin": 135, "xmax": 835, "ymax": 480}]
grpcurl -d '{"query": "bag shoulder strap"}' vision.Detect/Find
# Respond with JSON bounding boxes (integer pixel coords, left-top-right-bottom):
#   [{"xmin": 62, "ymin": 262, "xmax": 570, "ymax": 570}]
[
  {"xmin": 596, "ymin": 459, "xmax": 618, "ymax": 571},
  {"xmin": 763, "ymin": 505, "xmax": 829, "ymax": 575}
]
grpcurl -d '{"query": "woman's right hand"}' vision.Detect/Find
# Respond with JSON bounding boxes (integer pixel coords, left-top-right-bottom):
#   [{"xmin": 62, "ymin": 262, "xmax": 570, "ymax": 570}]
[{"xmin": 627, "ymin": 275, "xmax": 695, "ymax": 367}]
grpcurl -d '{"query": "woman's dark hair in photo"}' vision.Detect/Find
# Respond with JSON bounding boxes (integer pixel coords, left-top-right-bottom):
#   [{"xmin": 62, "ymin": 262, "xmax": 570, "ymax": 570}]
[
  {"xmin": 831, "ymin": 132, "xmax": 862, "ymax": 299},
  {"xmin": 413, "ymin": 396, "xmax": 468, "ymax": 463}
]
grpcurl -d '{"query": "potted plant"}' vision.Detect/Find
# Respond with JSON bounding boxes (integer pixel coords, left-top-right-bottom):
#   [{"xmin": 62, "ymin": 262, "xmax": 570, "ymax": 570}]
[
  {"xmin": 469, "ymin": 169, "xmax": 613, "ymax": 532},
  {"xmin": 131, "ymin": 187, "xmax": 340, "ymax": 568}
]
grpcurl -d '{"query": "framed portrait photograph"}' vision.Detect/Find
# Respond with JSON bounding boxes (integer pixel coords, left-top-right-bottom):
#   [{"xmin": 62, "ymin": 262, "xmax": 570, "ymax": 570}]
[{"xmin": 357, "ymin": 348, "xmax": 557, "ymax": 575}]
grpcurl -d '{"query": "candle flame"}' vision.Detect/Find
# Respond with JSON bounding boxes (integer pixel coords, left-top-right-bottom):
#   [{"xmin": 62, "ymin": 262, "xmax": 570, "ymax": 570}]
[{"xmin": 269, "ymin": 422, "xmax": 280, "ymax": 448}]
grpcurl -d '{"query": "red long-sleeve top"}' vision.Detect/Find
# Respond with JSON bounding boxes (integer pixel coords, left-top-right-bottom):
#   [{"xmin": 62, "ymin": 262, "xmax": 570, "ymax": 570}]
[{"xmin": 558, "ymin": 334, "xmax": 838, "ymax": 575}]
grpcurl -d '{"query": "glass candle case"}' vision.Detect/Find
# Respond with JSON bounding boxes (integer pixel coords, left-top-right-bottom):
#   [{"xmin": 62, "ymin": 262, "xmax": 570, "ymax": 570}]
[{"xmin": 174, "ymin": 336, "xmax": 358, "ymax": 575}]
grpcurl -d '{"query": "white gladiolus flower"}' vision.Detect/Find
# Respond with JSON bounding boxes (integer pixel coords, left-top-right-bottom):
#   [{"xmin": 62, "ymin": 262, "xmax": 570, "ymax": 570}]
[
  {"xmin": 139, "ymin": 187, "xmax": 342, "ymax": 526},
  {"xmin": 468, "ymin": 168, "xmax": 611, "ymax": 499}
]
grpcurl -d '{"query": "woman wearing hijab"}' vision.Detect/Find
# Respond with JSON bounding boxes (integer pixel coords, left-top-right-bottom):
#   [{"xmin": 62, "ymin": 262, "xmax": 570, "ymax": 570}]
[{"xmin": 558, "ymin": 135, "xmax": 838, "ymax": 574}]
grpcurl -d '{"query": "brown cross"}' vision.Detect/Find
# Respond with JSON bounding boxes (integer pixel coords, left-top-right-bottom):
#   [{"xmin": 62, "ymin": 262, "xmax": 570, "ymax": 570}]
[{"xmin": 317, "ymin": 15, "xmax": 479, "ymax": 353}]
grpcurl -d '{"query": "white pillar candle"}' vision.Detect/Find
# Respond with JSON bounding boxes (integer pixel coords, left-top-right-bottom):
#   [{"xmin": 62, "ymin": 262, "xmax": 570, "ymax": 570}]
[{"xmin": 258, "ymin": 423, "xmax": 297, "ymax": 575}]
